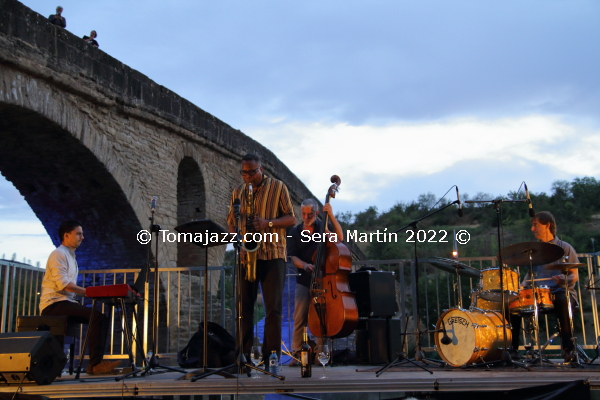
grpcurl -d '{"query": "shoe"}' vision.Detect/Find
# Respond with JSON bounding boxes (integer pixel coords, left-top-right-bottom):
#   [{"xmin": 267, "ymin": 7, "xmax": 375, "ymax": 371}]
[
  {"xmin": 562, "ymin": 349, "xmax": 574, "ymax": 363},
  {"xmin": 86, "ymin": 360, "xmax": 121, "ymax": 375}
]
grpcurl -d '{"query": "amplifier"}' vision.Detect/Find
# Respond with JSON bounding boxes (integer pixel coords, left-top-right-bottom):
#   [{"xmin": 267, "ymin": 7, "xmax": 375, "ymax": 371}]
[{"xmin": 349, "ymin": 270, "xmax": 398, "ymax": 317}]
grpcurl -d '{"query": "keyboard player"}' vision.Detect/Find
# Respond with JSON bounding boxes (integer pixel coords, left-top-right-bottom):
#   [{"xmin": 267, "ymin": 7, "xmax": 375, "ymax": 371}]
[{"xmin": 40, "ymin": 220, "xmax": 120, "ymax": 375}]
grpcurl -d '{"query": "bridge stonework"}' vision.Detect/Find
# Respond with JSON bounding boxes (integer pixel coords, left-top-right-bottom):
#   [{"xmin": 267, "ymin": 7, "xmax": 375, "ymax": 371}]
[{"xmin": 0, "ymin": 0, "xmax": 312, "ymax": 315}]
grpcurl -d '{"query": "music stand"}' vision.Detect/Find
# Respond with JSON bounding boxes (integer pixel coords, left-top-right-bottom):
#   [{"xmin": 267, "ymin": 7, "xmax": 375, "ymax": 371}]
[{"xmin": 175, "ymin": 220, "xmax": 236, "ymax": 380}]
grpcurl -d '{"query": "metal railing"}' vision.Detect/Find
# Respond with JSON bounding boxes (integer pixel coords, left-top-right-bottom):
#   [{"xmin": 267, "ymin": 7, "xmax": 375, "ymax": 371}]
[
  {"xmin": 3, "ymin": 256, "xmax": 599, "ymax": 363},
  {"xmin": 352, "ymin": 254, "xmax": 600, "ymax": 355},
  {"xmin": 0, "ymin": 260, "xmax": 44, "ymax": 333},
  {"xmin": 0, "ymin": 262, "xmax": 231, "ymax": 364}
]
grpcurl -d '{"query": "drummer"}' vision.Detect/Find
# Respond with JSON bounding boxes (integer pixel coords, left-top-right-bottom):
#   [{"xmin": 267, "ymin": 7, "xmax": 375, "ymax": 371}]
[{"xmin": 510, "ymin": 211, "xmax": 580, "ymax": 363}]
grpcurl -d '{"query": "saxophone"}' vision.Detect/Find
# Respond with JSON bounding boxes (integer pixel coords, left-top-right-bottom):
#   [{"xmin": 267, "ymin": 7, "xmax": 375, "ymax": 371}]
[{"xmin": 242, "ymin": 183, "xmax": 259, "ymax": 282}]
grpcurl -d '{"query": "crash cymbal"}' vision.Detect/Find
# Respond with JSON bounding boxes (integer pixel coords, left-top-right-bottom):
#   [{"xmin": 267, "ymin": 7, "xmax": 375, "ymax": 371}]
[
  {"xmin": 541, "ymin": 263, "xmax": 587, "ymax": 272},
  {"xmin": 499, "ymin": 241, "xmax": 564, "ymax": 267},
  {"xmin": 421, "ymin": 257, "xmax": 480, "ymax": 278}
]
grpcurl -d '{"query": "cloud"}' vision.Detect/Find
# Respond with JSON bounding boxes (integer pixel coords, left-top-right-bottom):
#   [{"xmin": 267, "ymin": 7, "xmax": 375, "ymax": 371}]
[{"xmin": 248, "ymin": 115, "xmax": 599, "ymax": 203}]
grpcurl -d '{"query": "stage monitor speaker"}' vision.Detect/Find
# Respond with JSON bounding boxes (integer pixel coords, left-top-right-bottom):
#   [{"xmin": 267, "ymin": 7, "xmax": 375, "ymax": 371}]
[
  {"xmin": 0, "ymin": 331, "xmax": 65, "ymax": 385},
  {"xmin": 349, "ymin": 270, "xmax": 398, "ymax": 318}
]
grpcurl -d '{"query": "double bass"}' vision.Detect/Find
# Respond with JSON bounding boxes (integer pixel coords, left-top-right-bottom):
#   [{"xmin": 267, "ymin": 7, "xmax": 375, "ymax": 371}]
[{"xmin": 307, "ymin": 175, "xmax": 358, "ymax": 339}]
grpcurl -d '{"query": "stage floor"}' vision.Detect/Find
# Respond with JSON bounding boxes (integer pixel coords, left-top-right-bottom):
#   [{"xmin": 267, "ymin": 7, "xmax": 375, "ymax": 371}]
[{"xmin": 2, "ymin": 361, "xmax": 600, "ymax": 398}]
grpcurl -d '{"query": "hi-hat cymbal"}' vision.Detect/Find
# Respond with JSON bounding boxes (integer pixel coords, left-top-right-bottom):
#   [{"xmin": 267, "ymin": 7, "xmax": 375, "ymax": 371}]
[
  {"xmin": 541, "ymin": 263, "xmax": 587, "ymax": 272},
  {"xmin": 499, "ymin": 241, "xmax": 564, "ymax": 267},
  {"xmin": 421, "ymin": 257, "xmax": 480, "ymax": 278}
]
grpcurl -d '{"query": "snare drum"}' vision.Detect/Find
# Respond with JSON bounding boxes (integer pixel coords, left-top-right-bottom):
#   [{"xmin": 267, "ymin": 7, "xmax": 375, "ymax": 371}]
[
  {"xmin": 479, "ymin": 268, "xmax": 519, "ymax": 302},
  {"xmin": 435, "ymin": 308, "xmax": 511, "ymax": 367},
  {"xmin": 509, "ymin": 286, "xmax": 554, "ymax": 314},
  {"xmin": 470, "ymin": 290, "xmax": 501, "ymax": 311}
]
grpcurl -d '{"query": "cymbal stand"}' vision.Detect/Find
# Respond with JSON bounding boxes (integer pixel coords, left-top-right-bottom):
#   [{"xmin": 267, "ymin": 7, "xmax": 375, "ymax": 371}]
[
  {"xmin": 563, "ymin": 268, "xmax": 583, "ymax": 367},
  {"xmin": 377, "ymin": 200, "xmax": 460, "ymax": 376},
  {"xmin": 452, "ymin": 262, "xmax": 463, "ymax": 309},
  {"xmin": 465, "ymin": 199, "xmax": 530, "ymax": 370},
  {"xmin": 510, "ymin": 249, "xmax": 545, "ymax": 367}
]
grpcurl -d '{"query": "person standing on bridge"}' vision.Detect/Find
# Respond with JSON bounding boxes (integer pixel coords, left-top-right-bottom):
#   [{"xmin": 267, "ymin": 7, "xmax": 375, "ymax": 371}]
[
  {"xmin": 83, "ymin": 30, "xmax": 99, "ymax": 48},
  {"xmin": 227, "ymin": 153, "xmax": 296, "ymax": 366},
  {"xmin": 48, "ymin": 6, "xmax": 66, "ymax": 28},
  {"xmin": 40, "ymin": 221, "xmax": 120, "ymax": 375}
]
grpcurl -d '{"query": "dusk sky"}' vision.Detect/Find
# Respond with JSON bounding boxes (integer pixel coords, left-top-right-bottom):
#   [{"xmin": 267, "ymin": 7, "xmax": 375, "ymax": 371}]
[{"xmin": 1, "ymin": 1, "xmax": 599, "ymax": 266}]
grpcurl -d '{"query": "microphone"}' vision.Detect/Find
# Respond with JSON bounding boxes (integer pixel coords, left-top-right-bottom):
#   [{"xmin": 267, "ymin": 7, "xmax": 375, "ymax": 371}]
[
  {"xmin": 524, "ymin": 183, "xmax": 535, "ymax": 218},
  {"xmin": 456, "ymin": 186, "xmax": 464, "ymax": 217},
  {"xmin": 150, "ymin": 196, "xmax": 157, "ymax": 211},
  {"xmin": 440, "ymin": 319, "xmax": 452, "ymax": 345},
  {"xmin": 233, "ymin": 198, "xmax": 241, "ymax": 219}
]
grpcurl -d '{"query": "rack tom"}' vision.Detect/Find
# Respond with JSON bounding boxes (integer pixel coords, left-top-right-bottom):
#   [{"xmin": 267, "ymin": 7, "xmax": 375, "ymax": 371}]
[
  {"xmin": 479, "ymin": 268, "xmax": 519, "ymax": 302},
  {"xmin": 470, "ymin": 290, "xmax": 501, "ymax": 311}
]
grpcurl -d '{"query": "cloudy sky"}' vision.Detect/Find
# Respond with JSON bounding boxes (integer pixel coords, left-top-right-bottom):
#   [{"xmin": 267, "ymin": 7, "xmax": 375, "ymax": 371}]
[{"xmin": 1, "ymin": 0, "xmax": 599, "ymax": 266}]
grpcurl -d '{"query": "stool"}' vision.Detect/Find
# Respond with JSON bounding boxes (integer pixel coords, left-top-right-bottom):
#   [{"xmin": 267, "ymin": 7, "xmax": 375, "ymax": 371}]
[{"xmin": 16, "ymin": 315, "xmax": 79, "ymax": 374}]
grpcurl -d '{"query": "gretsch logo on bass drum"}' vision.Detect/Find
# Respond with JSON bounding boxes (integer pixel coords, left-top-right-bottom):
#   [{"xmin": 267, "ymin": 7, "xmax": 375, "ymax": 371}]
[{"xmin": 447, "ymin": 316, "xmax": 469, "ymax": 327}]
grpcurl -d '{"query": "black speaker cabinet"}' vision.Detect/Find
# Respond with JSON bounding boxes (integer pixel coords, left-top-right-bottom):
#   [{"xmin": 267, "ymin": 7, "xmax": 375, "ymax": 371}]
[
  {"xmin": 0, "ymin": 331, "xmax": 65, "ymax": 385},
  {"xmin": 355, "ymin": 318, "xmax": 388, "ymax": 364},
  {"xmin": 349, "ymin": 270, "xmax": 398, "ymax": 317},
  {"xmin": 355, "ymin": 318, "xmax": 403, "ymax": 365}
]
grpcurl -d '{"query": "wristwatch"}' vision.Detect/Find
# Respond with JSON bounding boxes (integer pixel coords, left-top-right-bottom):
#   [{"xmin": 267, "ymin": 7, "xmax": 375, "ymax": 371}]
[{"xmin": 268, "ymin": 220, "xmax": 273, "ymax": 228}]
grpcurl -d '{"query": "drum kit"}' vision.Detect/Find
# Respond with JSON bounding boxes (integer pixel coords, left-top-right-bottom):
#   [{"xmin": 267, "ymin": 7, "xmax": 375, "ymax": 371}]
[{"xmin": 428, "ymin": 243, "xmax": 587, "ymax": 368}]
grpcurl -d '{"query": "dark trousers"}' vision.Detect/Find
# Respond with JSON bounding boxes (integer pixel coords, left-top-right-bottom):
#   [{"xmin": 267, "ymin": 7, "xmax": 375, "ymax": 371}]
[
  {"xmin": 240, "ymin": 258, "xmax": 285, "ymax": 362},
  {"xmin": 42, "ymin": 300, "xmax": 109, "ymax": 366},
  {"xmin": 511, "ymin": 291, "xmax": 576, "ymax": 351}
]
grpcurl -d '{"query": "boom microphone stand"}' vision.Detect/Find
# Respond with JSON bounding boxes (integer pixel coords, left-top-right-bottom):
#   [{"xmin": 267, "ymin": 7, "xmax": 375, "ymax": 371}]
[
  {"xmin": 464, "ymin": 198, "xmax": 530, "ymax": 371},
  {"xmin": 185, "ymin": 200, "xmax": 283, "ymax": 381},
  {"xmin": 377, "ymin": 197, "xmax": 460, "ymax": 376},
  {"xmin": 140, "ymin": 198, "xmax": 186, "ymax": 376}
]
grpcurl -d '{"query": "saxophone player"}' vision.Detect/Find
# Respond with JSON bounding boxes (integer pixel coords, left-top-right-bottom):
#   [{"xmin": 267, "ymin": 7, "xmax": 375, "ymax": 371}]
[{"xmin": 227, "ymin": 153, "xmax": 295, "ymax": 365}]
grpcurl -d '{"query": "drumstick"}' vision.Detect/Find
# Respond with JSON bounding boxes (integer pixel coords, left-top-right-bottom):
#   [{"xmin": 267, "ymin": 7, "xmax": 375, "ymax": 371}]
[{"xmin": 526, "ymin": 277, "xmax": 553, "ymax": 282}]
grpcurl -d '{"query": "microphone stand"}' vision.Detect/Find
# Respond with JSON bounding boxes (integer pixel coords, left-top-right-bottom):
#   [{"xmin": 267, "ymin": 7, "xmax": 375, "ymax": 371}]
[
  {"xmin": 188, "ymin": 205, "xmax": 283, "ymax": 381},
  {"xmin": 140, "ymin": 204, "xmax": 187, "ymax": 377},
  {"xmin": 465, "ymin": 198, "xmax": 530, "ymax": 371},
  {"xmin": 377, "ymin": 200, "xmax": 459, "ymax": 376}
]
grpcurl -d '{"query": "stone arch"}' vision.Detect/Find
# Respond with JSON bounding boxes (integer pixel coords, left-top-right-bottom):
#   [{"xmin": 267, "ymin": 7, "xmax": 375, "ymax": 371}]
[
  {"xmin": 176, "ymin": 156, "xmax": 206, "ymax": 268},
  {"xmin": 0, "ymin": 104, "xmax": 147, "ymax": 271}
]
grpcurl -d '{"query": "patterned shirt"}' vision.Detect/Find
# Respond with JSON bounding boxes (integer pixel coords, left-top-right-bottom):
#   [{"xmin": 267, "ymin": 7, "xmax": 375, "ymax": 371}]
[
  {"xmin": 227, "ymin": 176, "xmax": 295, "ymax": 260},
  {"xmin": 40, "ymin": 245, "xmax": 79, "ymax": 312}
]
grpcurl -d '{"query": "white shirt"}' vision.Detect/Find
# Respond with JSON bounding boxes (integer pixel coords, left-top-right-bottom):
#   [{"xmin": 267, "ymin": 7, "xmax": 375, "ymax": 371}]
[{"xmin": 39, "ymin": 245, "xmax": 79, "ymax": 312}]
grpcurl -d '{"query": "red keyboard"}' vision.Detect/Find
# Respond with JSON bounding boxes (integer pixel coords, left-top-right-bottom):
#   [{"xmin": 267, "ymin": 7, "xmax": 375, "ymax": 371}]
[{"xmin": 85, "ymin": 284, "xmax": 140, "ymax": 304}]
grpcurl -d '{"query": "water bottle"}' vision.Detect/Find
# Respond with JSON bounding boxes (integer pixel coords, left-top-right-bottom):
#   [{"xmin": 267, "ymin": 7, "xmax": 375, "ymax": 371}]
[
  {"xmin": 62, "ymin": 344, "xmax": 70, "ymax": 374},
  {"xmin": 146, "ymin": 351, "xmax": 153, "ymax": 367},
  {"xmin": 268, "ymin": 350, "xmax": 279, "ymax": 376}
]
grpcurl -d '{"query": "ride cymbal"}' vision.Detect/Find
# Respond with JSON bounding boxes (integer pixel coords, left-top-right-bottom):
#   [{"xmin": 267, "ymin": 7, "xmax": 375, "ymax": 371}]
[{"xmin": 498, "ymin": 241, "xmax": 564, "ymax": 267}]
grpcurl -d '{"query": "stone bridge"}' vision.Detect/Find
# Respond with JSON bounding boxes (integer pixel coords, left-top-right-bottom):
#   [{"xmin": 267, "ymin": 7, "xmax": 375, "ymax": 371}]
[{"xmin": 0, "ymin": 0, "xmax": 314, "ymax": 274}]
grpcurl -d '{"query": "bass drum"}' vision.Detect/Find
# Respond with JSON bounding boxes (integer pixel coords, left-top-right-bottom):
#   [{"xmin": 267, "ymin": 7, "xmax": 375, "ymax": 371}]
[{"xmin": 435, "ymin": 308, "xmax": 511, "ymax": 367}]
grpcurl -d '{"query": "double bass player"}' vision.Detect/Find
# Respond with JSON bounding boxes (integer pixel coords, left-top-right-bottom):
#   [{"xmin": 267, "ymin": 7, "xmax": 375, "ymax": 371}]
[{"xmin": 287, "ymin": 199, "xmax": 344, "ymax": 365}]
